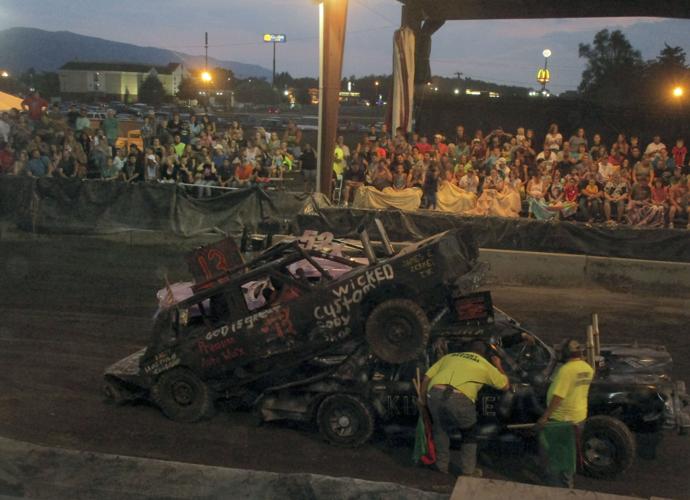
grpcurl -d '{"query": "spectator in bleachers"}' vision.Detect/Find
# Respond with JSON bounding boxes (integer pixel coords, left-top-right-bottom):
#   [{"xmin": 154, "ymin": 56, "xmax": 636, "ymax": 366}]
[
  {"xmin": 627, "ymin": 178, "xmax": 664, "ymax": 227},
  {"xmin": 668, "ymin": 181, "xmax": 690, "ymax": 229},
  {"xmin": 645, "ymin": 135, "xmax": 666, "ymax": 158},
  {"xmin": 603, "ymin": 171, "xmax": 629, "ymax": 224}
]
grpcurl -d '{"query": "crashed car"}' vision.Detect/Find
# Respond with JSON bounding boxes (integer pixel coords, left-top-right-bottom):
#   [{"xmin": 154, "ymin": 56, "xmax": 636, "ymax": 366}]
[
  {"xmin": 103, "ymin": 227, "xmax": 480, "ymax": 423},
  {"xmin": 255, "ymin": 293, "xmax": 690, "ymax": 479}
]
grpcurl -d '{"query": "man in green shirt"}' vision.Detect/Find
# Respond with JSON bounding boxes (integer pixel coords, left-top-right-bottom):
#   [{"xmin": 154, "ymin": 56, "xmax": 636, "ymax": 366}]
[
  {"xmin": 419, "ymin": 341, "xmax": 509, "ymax": 475},
  {"xmin": 102, "ymin": 109, "xmax": 120, "ymax": 146}
]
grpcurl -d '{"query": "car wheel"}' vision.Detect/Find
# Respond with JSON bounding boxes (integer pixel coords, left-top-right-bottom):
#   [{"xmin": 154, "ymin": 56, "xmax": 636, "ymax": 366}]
[
  {"xmin": 103, "ymin": 377, "xmax": 129, "ymax": 405},
  {"xmin": 365, "ymin": 299, "xmax": 430, "ymax": 363},
  {"xmin": 151, "ymin": 367, "xmax": 214, "ymax": 423},
  {"xmin": 581, "ymin": 415, "xmax": 636, "ymax": 478},
  {"xmin": 316, "ymin": 394, "xmax": 375, "ymax": 448}
]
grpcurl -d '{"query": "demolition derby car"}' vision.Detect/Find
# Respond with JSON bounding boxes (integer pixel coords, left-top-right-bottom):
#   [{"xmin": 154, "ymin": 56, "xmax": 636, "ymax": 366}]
[
  {"xmin": 104, "ymin": 226, "xmax": 481, "ymax": 422},
  {"xmin": 104, "ymin": 225, "xmax": 690, "ymax": 479},
  {"xmin": 254, "ymin": 295, "xmax": 690, "ymax": 479}
]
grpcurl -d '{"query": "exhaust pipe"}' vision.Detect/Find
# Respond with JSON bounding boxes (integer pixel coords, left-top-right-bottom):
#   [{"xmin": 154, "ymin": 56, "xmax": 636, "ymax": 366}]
[
  {"xmin": 591, "ymin": 313, "xmax": 601, "ymax": 356},
  {"xmin": 358, "ymin": 228, "xmax": 378, "ymax": 265},
  {"xmin": 586, "ymin": 325, "xmax": 596, "ymax": 370}
]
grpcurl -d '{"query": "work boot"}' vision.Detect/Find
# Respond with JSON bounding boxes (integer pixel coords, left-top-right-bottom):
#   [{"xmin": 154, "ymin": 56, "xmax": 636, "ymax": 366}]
[{"xmin": 465, "ymin": 468, "xmax": 483, "ymax": 478}]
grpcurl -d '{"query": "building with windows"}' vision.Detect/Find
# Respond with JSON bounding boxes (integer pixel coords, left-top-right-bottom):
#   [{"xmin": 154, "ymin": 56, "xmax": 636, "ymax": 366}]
[{"xmin": 58, "ymin": 62, "xmax": 185, "ymax": 101}]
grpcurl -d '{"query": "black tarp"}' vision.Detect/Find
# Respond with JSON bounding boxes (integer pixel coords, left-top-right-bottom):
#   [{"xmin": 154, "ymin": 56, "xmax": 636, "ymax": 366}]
[
  {"xmin": 296, "ymin": 208, "xmax": 690, "ymax": 263},
  {"xmin": 0, "ymin": 177, "xmax": 329, "ymax": 237},
  {"xmin": 2, "ymin": 177, "xmax": 689, "ymax": 262}
]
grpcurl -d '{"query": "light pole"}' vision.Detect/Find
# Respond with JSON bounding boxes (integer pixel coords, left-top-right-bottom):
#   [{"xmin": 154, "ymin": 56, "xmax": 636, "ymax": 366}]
[{"xmin": 263, "ymin": 34, "xmax": 287, "ymax": 89}]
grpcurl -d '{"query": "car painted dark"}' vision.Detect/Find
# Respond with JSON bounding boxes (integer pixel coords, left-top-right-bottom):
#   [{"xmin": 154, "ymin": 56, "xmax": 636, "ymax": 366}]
[
  {"xmin": 255, "ymin": 304, "xmax": 690, "ymax": 454},
  {"xmin": 104, "ymin": 229, "xmax": 479, "ymax": 401}
]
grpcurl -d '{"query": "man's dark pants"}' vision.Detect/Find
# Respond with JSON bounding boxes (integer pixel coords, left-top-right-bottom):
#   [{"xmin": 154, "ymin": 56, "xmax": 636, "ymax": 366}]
[{"xmin": 427, "ymin": 387, "xmax": 478, "ymax": 474}]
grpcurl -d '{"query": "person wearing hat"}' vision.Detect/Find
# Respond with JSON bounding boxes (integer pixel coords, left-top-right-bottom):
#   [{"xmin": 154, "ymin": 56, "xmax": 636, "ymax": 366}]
[{"xmin": 536, "ymin": 338, "xmax": 594, "ymax": 488}]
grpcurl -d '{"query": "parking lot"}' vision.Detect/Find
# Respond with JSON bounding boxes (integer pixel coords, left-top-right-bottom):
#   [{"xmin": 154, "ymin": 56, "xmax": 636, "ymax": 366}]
[{"xmin": 1, "ymin": 237, "xmax": 689, "ymax": 498}]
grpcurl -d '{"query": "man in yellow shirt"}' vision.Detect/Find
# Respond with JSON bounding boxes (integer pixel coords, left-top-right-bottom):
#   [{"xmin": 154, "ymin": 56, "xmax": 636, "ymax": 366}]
[
  {"xmin": 333, "ymin": 145, "xmax": 345, "ymax": 177},
  {"xmin": 419, "ymin": 341, "xmax": 509, "ymax": 476},
  {"xmin": 537, "ymin": 338, "xmax": 594, "ymax": 488}
]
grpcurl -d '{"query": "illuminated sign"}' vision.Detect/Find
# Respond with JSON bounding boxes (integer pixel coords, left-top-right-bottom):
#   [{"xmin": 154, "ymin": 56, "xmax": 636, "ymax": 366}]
[
  {"xmin": 263, "ymin": 34, "xmax": 287, "ymax": 43},
  {"xmin": 536, "ymin": 68, "xmax": 550, "ymax": 85}
]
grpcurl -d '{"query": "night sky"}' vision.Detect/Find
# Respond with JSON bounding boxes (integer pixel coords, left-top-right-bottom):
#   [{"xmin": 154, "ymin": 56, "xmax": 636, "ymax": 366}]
[{"xmin": 1, "ymin": 0, "xmax": 689, "ymax": 91}]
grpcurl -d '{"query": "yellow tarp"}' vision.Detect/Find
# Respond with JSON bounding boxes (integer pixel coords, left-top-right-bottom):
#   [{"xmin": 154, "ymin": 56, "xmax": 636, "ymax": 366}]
[
  {"xmin": 0, "ymin": 91, "xmax": 23, "ymax": 111},
  {"xmin": 353, "ymin": 186, "xmax": 422, "ymax": 211},
  {"xmin": 436, "ymin": 181, "xmax": 477, "ymax": 213},
  {"xmin": 468, "ymin": 186, "xmax": 522, "ymax": 218}
]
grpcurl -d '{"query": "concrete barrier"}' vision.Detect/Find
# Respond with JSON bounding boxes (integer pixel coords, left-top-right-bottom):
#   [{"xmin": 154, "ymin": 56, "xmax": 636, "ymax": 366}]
[
  {"xmin": 0, "ymin": 436, "xmax": 445, "ymax": 500},
  {"xmin": 451, "ymin": 477, "xmax": 640, "ymax": 500},
  {"xmin": 480, "ymin": 249, "xmax": 690, "ymax": 297},
  {"xmin": 1, "ymin": 224, "xmax": 687, "ymax": 297}
]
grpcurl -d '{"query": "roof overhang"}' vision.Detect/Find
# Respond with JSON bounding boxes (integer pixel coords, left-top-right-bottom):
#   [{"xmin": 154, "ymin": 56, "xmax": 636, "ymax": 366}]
[{"xmin": 398, "ymin": 0, "xmax": 690, "ymax": 21}]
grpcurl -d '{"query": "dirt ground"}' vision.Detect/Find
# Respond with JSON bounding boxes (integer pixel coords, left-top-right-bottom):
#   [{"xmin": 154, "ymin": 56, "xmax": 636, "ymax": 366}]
[{"xmin": 1, "ymin": 237, "xmax": 689, "ymax": 498}]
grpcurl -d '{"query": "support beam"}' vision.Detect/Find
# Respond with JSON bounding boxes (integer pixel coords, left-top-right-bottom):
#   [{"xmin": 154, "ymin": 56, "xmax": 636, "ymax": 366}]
[{"xmin": 316, "ymin": 0, "xmax": 349, "ymax": 197}]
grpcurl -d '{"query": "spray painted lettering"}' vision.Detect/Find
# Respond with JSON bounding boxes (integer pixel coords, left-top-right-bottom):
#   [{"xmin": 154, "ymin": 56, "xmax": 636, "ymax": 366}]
[
  {"xmin": 260, "ymin": 307, "xmax": 296, "ymax": 339},
  {"xmin": 402, "ymin": 250, "xmax": 435, "ymax": 279},
  {"xmin": 313, "ymin": 264, "xmax": 394, "ymax": 326},
  {"xmin": 144, "ymin": 352, "xmax": 180, "ymax": 375}
]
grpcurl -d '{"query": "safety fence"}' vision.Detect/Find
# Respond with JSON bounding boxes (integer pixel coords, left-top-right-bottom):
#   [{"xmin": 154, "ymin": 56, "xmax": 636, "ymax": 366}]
[
  {"xmin": 296, "ymin": 207, "xmax": 690, "ymax": 263},
  {"xmin": 2, "ymin": 176, "xmax": 689, "ymax": 263},
  {"xmin": 0, "ymin": 176, "xmax": 327, "ymax": 237}
]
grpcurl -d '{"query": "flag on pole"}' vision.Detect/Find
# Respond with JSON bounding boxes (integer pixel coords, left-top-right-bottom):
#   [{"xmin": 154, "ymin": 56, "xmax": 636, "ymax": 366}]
[{"xmin": 412, "ymin": 408, "xmax": 436, "ymax": 465}]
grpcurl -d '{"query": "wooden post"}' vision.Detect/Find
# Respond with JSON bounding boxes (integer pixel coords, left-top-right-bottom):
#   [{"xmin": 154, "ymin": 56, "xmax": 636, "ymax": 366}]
[{"xmin": 317, "ymin": 0, "xmax": 349, "ymax": 197}]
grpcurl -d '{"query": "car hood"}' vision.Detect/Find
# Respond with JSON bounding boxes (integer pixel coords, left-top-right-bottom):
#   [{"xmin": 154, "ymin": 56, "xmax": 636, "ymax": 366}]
[
  {"xmin": 597, "ymin": 344, "xmax": 673, "ymax": 384},
  {"xmin": 104, "ymin": 348, "xmax": 146, "ymax": 378}
]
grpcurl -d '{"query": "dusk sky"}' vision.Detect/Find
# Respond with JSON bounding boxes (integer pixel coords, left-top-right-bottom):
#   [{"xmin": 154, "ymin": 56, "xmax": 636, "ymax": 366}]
[{"xmin": 1, "ymin": 0, "xmax": 689, "ymax": 91}]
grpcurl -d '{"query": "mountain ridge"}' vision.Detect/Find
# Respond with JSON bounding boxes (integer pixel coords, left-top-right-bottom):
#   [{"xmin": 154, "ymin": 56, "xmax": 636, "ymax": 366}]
[{"xmin": 0, "ymin": 27, "xmax": 272, "ymax": 79}]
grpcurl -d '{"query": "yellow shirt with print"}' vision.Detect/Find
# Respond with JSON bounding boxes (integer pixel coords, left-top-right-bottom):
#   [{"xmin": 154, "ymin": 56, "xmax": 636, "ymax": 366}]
[
  {"xmin": 333, "ymin": 146, "xmax": 345, "ymax": 176},
  {"xmin": 547, "ymin": 359, "xmax": 594, "ymax": 423},
  {"xmin": 425, "ymin": 352, "xmax": 508, "ymax": 403}
]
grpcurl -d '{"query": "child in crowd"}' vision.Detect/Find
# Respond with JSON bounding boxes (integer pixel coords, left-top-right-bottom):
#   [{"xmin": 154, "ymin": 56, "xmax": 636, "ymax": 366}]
[
  {"xmin": 584, "ymin": 178, "xmax": 600, "ymax": 222},
  {"xmin": 672, "ymin": 138, "xmax": 687, "ymax": 168},
  {"xmin": 651, "ymin": 177, "xmax": 669, "ymax": 206},
  {"xmin": 423, "ymin": 166, "xmax": 441, "ymax": 210}
]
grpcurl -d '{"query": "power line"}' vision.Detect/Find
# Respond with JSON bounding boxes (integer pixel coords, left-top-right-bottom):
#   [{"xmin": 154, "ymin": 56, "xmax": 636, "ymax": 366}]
[
  {"xmin": 166, "ymin": 25, "xmax": 395, "ymax": 51},
  {"xmin": 353, "ymin": 0, "xmax": 397, "ymax": 25}
]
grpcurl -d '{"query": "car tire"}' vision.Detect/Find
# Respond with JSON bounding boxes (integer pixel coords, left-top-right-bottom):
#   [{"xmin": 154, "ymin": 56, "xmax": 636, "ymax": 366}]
[
  {"xmin": 103, "ymin": 377, "xmax": 129, "ymax": 405},
  {"xmin": 365, "ymin": 299, "xmax": 430, "ymax": 364},
  {"xmin": 151, "ymin": 367, "xmax": 214, "ymax": 423},
  {"xmin": 316, "ymin": 394, "xmax": 375, "ymax": 448},
  {"xmin": 581, "ymin": 415, "xmax": 636, "ymax": 478}
]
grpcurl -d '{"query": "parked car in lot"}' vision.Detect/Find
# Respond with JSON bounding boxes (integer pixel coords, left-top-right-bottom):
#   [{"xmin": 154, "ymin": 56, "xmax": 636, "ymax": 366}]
[{"xmin": 296, "ymin": 116, "xmax": 318, "ymax": 131}]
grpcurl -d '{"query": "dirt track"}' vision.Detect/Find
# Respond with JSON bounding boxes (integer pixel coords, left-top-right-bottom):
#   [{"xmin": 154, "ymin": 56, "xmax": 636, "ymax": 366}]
[{"xmin": 1, "ymin": 237, "xmax": 689, "ymax": 498}]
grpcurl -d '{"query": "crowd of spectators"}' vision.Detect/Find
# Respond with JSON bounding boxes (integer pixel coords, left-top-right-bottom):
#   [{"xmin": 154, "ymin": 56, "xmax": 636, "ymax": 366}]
[
  {"xmin": 336, "ymin": 123, "xmax": 690, "ymax": 228},
  {"xmin": 0, "ymin": 92, "xmax": 308, "ymax": 197},
  {"xmin": 1, "ymin": 92, "xmax": 689, "ymax": 228}
]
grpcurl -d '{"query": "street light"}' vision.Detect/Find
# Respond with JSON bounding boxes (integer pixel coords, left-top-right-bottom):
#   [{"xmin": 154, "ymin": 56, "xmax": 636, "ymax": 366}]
[
  {"xmin": 454, "ymin": 88, "xmax": 460, "ymax": 95},
  {"xmin": 673, "ymin": 86, "xmax": 684, "ymax": 98},
  {"xmin": 200, "ymin": 71, "xmax": 212, "ymax": 83},
  {"xmin": 1, "ymin": 71, "xmax": 8, "ymax": 78}
]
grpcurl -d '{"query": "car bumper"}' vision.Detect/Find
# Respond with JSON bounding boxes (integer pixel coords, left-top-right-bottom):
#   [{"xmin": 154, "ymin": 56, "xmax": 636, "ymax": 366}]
[{"xmin": 663, "ymin": 381, "xmax": 690, "ymax": 433}]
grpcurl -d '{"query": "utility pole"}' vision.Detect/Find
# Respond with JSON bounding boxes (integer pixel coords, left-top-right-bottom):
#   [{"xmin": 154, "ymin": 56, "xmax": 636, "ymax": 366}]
[
  {"xmin": 272, "ymin": 41, "xmax": 276, "ymax": 89},
  {"xmin": 204, "ymin": 32, "xmax": 208, "ymax": 71}
]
